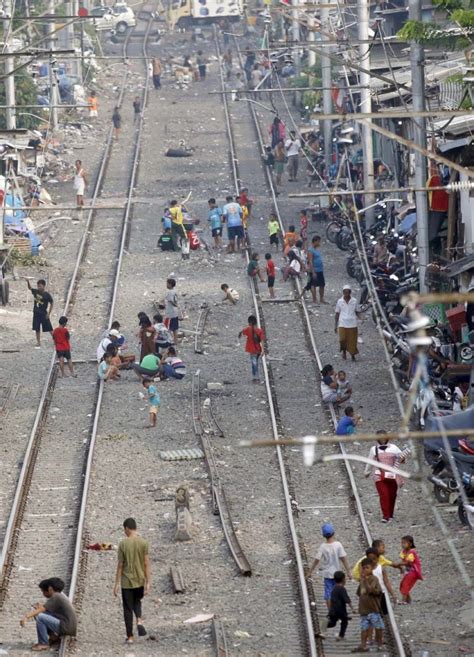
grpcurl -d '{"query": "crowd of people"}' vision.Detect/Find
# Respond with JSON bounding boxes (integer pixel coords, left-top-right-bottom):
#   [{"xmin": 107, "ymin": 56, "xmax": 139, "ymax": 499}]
[
  {"xmin": 307, "ymin": 523, "xmax": 423, "ymax": 651},
  {"xmin": 19, "ymin": 37, "xmax": 428, "ymax": 653}
]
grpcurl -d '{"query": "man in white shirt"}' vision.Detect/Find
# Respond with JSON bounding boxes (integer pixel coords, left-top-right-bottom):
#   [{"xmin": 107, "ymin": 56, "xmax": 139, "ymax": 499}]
[
  {"xmin": 335, "ymin": 284, "xmax": 362, "ymax": 361},
  {"xmin": 285, "ymin": 130, "xmax": 301, "ymax": 182},
  {"xmin": 96, "ymin": 329, "xmax": 120, "ymax": 362}
]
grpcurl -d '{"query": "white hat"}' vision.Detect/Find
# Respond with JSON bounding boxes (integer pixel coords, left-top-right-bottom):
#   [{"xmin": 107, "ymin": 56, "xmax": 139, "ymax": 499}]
[
  {"xmin": 109, "ymin": 329, "xmax": 120, "ymax": 337},
  {"xmin": 342, "ymin": 284, "xmax": 351, "ymax": 291}
]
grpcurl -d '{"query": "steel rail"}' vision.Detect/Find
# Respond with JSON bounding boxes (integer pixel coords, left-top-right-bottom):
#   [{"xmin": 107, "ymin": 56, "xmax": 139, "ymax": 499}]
[
  {"xmin": 60, "ymin": 19, "xmax": 155, "ymax": 654},
  {"xmin": 191, "ymin": 371, "xmax": 252, "ymax": 576},
  {"xmin": 0, "ymin": 30, "xmax": 134, "ymax": 589},
  {"xmin": 216, "ymin": 29, "xmax": 319, "ymax": 657},
  {"xmin": 194, "ymin": 303, "xmax": 210, "ymax": 354},
  {"xmin": 230, "ymin": 36, "xmax": 406, "ymax": 657},
  {"xmin": 206, "ymin": 396, "xmax": 224, "ymax": 438},
  {"xmin": 247, "ymin": 58, "xmax": 405, "ymax": 657},
  {"xmin": 0, "ymin": 14, "xmax": 152, "ymax": 656},
  {"xmin": 212, "ymin": 618, "xmax": 230, "ymax": 657}
]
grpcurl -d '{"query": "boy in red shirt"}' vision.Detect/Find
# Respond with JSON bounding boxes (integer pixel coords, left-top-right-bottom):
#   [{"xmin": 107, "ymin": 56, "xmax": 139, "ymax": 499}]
[
  {"xmin": 265, "ymin": 252, "xmax": 276, "ymax": 299},
  {"xmin": 239, "ymin": 315, "xmax": 265, "ymax": 381},
  {"xmin": 52, "ymin": 316, "xmax": 76, "ymax": 377}
]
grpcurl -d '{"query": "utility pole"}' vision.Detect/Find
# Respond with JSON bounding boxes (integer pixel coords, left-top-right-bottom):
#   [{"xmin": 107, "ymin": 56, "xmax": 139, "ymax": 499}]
[
  {"xmin": 4, "ymin": 0, "xmax": 16, "ymax": 130},
  {"xmin": 47, "ymin": 0, "xmax": 59, "ymax": 130},
  {"xmin": 308, "ymin": 15, "xmax": 316, "ymax": 68},
  {"xmin": 291, "ymin": 0, "xmax": 300, "ymax": 105},
  {"xmin": 64, "ymin": 0, "xmax": 77, "ymax": 76},
  {"xmin": 357, "ymin": 0, "xmax": 375, "ymax": 225},
  {"xmin": 409, "ymin": 0, "xmax": 429, "ymax": 293},
  {"xmin": 320, "ymin": 5, "xmax": 332, "ymax": 174}
]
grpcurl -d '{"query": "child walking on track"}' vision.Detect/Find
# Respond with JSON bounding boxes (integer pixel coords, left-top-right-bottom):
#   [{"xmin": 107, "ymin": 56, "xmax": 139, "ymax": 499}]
[
  {"xmin": 265, "ymin": 253, "xmax": 276, "ymax": 298},
  {"xmin": 164, "ymin": 278, "xmax": 179, "ymax": 345},
  {"xmin": 319, "ymin": 570, "xmax": 354, "ymax": 640},
  {"xmin": 239, "ymin": 315, "xmax": 264, "ymax": 382},
  {"xmin": 52, "ymin": 316, "xmax": 76, "ymax": 377},
  {"xmin": 142, "ymin": 378, "xmax": 160, "ymax": 428},
  {"xmin": 398, "ymin": 535, "xmax": 423, "ymax": 603},
  {"xmin": 307, "ymin": 523, "xmax": 352, "ymax": 609}
]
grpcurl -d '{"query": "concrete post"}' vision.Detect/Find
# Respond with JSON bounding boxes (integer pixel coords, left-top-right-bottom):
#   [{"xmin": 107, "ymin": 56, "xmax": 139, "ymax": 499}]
[
  {"xmin": 320, "ymin": 6, "xmax": 332, "ymax": 174},
  {"xmin": 357, "ymin": 0, "xmax": 375, "ymax": 225},
  {"xmin": 4, "ymin": 0, "xmax": 16, "ymax": 130},
  {"xmin": 409, "ymin": 0, "xmax": 430, "ymax": 293}
]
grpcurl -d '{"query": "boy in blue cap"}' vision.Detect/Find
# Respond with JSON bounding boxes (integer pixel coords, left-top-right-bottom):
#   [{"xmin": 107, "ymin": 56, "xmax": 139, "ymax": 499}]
[{"xmin": 307, "ymin": 523, "xmax": 352, "ymax": 609}]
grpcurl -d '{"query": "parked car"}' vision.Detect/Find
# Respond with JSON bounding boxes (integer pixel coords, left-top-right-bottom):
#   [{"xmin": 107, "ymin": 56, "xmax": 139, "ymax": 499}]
[{"xmin": 91, "ymin": 3, "xmax": 136, "ymax": 33}]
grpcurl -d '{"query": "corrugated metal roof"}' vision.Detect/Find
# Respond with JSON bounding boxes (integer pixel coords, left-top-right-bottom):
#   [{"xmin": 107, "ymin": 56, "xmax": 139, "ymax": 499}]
[{"xmin": 432, "ymin": 116, "xmax": 474, "ymax": 138}]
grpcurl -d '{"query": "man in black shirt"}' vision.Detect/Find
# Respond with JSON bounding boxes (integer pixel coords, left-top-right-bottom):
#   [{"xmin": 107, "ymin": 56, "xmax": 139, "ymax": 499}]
[{"xmin": 27, "ymin": 278, "xmax": 53, "ymax": 348}]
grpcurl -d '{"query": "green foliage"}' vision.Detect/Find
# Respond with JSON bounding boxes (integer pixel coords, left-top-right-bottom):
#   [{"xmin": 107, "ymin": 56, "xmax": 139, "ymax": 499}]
[
  {"xmin": 291, "ymin": 73, "xmax": 310, "ymax": 88},
  {"xmin": 302, "ymin": 90, "xmax": 321, "ymax": 111},
  {"xmin": 0, "ymin": 70, "xmax": 42, "ymax": 130},
  {"xmin": 452, "ymin": 8, "xmax": 474, "ymax": 25},
  {"xmin": 9, "ymin": 248, "xmax": 48, "ymax": 267},
  {"xmin": 397, "ymin": 17, "xmax": 473, "ymax": 48}
]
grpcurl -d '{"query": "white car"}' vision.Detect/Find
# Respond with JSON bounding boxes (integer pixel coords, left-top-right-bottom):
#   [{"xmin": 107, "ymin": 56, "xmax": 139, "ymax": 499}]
[{"xmin": 91, "ymin": 4, "xmax": 136, "ymax": 33}]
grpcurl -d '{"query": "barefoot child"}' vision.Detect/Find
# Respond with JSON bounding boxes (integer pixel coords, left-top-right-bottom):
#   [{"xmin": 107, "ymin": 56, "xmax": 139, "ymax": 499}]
[
  {"xmin": 98, "ymin": 353, "xmax": 119, "ymax": 382},
  {"xmin": 265, "ymin": 253, "xmax": 276, "ymax": 298},
  {"xmin": 354, "ymin": 557, "xmax": 384, "ymax": 652},
  {"xmin": 52, "ymin": 316, "xmax": 76, "ymax": 377},
  {"xmin": 247, "ymin": 253, "xmax": 265, "ymax": 283},
  {"xmin": 239, "ymin": 315, "xmax": 264, "ymax": 382},
  {"xmin": 143, "ymin": 378, "xmax": 160, "ymax": 428},
  {"xmin": 398, "ymin": 535, "xmax": 423, "ymax": 603},
  {"xmin": 268, "ymin": 213, "xmax": 281, "ymax": 250},
  {"xmin": 221, "ymin": 283, "xmax": 239, "ymax": 304},
  {"xmin": 321, "ymin": 570, "xmax": 354, "ymax": 640}
]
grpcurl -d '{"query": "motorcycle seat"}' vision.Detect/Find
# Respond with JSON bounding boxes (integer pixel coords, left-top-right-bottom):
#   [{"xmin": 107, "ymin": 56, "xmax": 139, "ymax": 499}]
[{"xmin": 452, "ymin": 451, "xmax": 474, "ymax": 465}]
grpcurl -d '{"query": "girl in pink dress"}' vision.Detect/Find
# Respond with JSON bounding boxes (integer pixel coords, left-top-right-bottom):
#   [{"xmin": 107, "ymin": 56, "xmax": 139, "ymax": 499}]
[{"xmin": 399, "ymin": 535, "xmax": 423, "ymax": 603}]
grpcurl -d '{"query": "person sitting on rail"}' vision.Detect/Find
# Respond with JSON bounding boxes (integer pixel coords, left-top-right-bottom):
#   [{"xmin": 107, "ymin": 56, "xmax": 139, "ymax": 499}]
[
  {"xmin": 320, "ymin": 364, "xmax": 352, "ymax": 406},
  {"xmin": 97, "ymin": 326, "xmax": 135, "ymax": 369},
  {"xmin": 336, "ymin": 370, "xmax": 352, "ymax": 401},
  {"xmin": 335, "ymin": 406, "xmax": 361, "ymax": 436},
  {"xmin": 98, "ymin": 353, "xmax": 120, "ymax": 382},
  {"xmin": 20, "ymin": 577, "xmax": 77, "ymax": 652}
]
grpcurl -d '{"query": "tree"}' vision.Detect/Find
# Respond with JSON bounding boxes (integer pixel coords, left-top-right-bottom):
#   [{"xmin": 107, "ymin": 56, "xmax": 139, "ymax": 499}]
[
  {"xmin": 0, "ymin": 69, "xmax": 41, "ymax": 130},
  {"xmin": 397, "ymin": 0, "xmax": 474, "ymax": 50}
]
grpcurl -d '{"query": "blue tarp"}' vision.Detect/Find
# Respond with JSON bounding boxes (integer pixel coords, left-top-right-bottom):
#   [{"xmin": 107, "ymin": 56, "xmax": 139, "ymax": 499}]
[{"xmin": 398, "ymin": 212, "xmax": 417, "ymax": 235}]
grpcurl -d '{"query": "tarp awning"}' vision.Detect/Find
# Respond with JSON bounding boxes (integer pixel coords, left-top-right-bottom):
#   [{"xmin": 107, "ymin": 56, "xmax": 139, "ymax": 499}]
[{"xmin": 444, "ymin": 253, "xmax": 474, "ymax": 278}]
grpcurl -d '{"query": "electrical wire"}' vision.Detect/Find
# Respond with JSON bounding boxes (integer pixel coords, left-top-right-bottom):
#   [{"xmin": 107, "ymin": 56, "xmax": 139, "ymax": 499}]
[
  {"xmin": 261, "ymin": 6, "xmax": 474, "ymax": 590},
  {"xmin": 377, "ymin": 21, "xmax": 409, "ymax": 110}
]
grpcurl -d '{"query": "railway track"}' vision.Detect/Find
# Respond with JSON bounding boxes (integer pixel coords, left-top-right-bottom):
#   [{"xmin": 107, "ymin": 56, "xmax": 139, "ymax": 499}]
[
  {"xmin": 0, "ymin": 15, "xmax": 153, "ymax": 654},
  {"xmin": 192, "ymin": 371, "xmax": 252, "ymax": 576},
  {"xmin": 214, "ymin": 31, "xmax": 407, "ymax": 656},
  {"xmin": 215, "ymin": 30, "xmax": 320, "ymax": 657}
]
